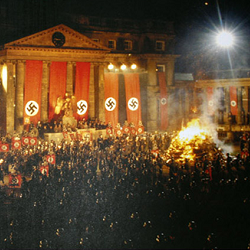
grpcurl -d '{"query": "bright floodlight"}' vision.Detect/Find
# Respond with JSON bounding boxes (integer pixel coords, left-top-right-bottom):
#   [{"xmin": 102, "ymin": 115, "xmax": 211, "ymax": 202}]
[{"xmin": 216, "ymin": 31, "xmax": 234, "ymax": 47}]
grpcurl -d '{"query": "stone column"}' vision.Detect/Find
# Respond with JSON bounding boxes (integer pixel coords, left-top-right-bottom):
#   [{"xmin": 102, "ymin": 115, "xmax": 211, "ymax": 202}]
[
  {"xmin": 66, "ymin": 61, "xmax": 74, "ymax": 95},
  {"xmin": 6, "ymin": 61, "xmax": 15, "ymax": 134},
  {"xmin": 15, "ymin": 60, "xmax": 25, "ymax": 133},
  {"xmin": 88, "ymin": 63, "xmax": 95, "ymax": 118},
  {"xmin": 41, "ymin": 61, "xmax": 50, "ymax": 123},
  {"xmin": 98, "ymin": 64, "xmax": 105, "ymax": 122}
]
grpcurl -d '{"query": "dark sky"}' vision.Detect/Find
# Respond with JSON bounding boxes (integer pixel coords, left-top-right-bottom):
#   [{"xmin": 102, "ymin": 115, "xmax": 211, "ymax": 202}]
[{"xmin": 1, "ymin": 0, "xmax": 250, "ymax": 73}]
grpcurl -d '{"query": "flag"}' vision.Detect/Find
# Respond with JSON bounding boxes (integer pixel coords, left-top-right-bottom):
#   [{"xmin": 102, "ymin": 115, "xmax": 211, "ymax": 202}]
[
  {"xmin": 124, "ymin": 73, "xmax": 141, "ymax": 127},
  {"xmin": 229, "ymin": 86, "xmax": 238, "ymax": 115},
  {"xmin": 24, "ymin": 60, "xmax": 43, "ymax": 124},
  {"xmin": 12, "ymin": 140, "xmax": 21, "ymax": 150},
  {"xmin": 22, "ymin": 137, "xmax": 30, "ymax": 146},
  {"xmin": 0, "ymin": 144, "xmax": 9, "ymax": 152},
  {"xmin": 46, "ymin": 154, "xmax": 56, "ymax": 165},
  {"xmin": 9, "ymin": 174, "xmax": 22, "ymax": 188},
  {"xmin": 40, "ymin": 165, "xmax": 49, "ymax": 176},
  {"xmin": 158, "ymin": 72, "xmax": 168, "ymax": 130},
  {"xmin": 104, "ymin": 73, "xmax": 119, "ymax": 128},
  {"xmin": 74, "ymin": 62, "xmax": 91, "ymax": 121},
  {"xmin": 207, "ymin": 87, "xmax": 215, "ymax": 115},
  {"xmin": 29, "ymin": 137, "xmax": 37, "ymax": 146}
]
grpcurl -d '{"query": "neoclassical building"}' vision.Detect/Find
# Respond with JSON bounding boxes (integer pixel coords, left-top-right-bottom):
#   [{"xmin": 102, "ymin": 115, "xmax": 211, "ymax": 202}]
[{"xmin": 0, "ymin": 18, "xmax": 178, "ymax": 134}]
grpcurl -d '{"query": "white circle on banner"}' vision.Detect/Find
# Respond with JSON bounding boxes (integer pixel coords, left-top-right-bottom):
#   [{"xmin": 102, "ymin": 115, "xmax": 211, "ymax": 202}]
[
  {"xmin": 105, "ymin": 97, "xmax": 116, "ymax": 111},
  {"xmin": 231, "ymin": 100, "xmax": 236, "ymax": 107},
  {"xmin": 24, "ymin": 138, "xmax": 29, "ymax": 144},
  {"xmin": 30, "ymin": 138, "xmax": 36, "ymax": 145},
  {"xmin": 128, "ymin": 97, "xmax": 139, "ymax": 111},
  {"xmin": 1, "ymin": 145, "xmax": 7, "ymax": 150},
  {"xmin": 25, "ymin": 101, "xmax": 39, "ymax": 116},
  {"xmin": 77, "ymin": 100, "xmax": 88, "ymax": 115},
  {"xmin": 14, "ymin": 142, "xmax": 19, "ymax": 148},
  {"xmin": 47, "ymin": 156, "xmax": 54, "ymax": 163},
  {"xmin": 161, "ymin": 98, "xmax": 167, "ymax": 105},
  {"xmin": 208, "ymin": 100, "xmax": 213, "ymax": 107}
]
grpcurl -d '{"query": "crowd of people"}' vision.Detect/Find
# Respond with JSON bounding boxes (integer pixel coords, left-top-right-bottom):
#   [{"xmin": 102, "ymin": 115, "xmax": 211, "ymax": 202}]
[{"xmin": 0, "ymin": 119, "xmax": 250, "ymax": 249}]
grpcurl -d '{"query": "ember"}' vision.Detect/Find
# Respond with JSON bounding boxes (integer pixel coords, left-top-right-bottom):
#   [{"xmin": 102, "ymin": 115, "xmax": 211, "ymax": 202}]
[{"xmin": 165, "ymin": 119, "xmax": 216, "ymax": 163}]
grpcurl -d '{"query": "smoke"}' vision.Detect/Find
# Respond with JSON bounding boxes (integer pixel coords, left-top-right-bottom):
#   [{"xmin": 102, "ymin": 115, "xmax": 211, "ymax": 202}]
[{"xmin": 198, "ymin": 88, "xmax": 234, "ymax": 155}]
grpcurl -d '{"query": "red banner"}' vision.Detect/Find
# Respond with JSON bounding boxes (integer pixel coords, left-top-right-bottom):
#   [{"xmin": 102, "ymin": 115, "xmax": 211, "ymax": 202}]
[
  {"xmin": 158, "ymin": 72, "xmax": 168, "ymax": 130},
  {"xmin": 124, "ymin": 73, "xmax": 141, "ymax": 127},
  {"xmin": 9, "ymin": 174, "xmax": 22, "ymax": 188},
  {"xmin": 0, "ymin": 144, "xmax": 9, "ymax": 152},
  {"xmin": 104, "ymin": 73, "xmax": 119, "ymax": 128},
  {"xmin": 24, "ymin": 60, "xmax": 43, "ymax": 124},
  {"xmin": 49, "ymin": 62, "xmax": 67, "ymax": 121},
  {"xmin": 229, "ymin": 86, "xmax": 238, "ymax": 116},
  {"xmin": 22, "ymin": 137, "xmax": 29, "ymax": 146},
  {"xmin": 40, "ymin": 165, "xmax": 49, "ymax": 176},
  {"xmin": 74, "ymin": 62, "xmax": 91, "ymax": 121},
  {"xmin": 207, "ymin": 87, "xmax": 215, "ymax": 115},
  {"xmin": 29, "ymin": 137, "xmax": 37, "ymax": 146},
  {"xmin": 46, "ymin": 154, "xmax": 56, "ymax": 165},
  {"xmin": 12, "ymin": 140, "xmax": 21, "ymax": 150}
]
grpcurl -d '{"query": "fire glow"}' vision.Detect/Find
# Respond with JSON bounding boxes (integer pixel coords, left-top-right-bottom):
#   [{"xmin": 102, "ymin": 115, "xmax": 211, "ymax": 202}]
[{"xmin": 166, "ymin": 119, "xmax": 214, "ymax": 163}]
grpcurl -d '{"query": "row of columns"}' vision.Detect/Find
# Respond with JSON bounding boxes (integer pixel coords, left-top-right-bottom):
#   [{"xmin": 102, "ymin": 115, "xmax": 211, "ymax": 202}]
[{"xmin": 3, "ymin": 60, "xmax": 105, "ymax": 134}]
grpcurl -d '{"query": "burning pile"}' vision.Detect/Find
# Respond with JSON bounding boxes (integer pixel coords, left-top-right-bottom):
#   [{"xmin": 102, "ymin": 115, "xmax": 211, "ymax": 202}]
[{"xmin": 165, "ymin": 119, "xmax": 217, "ymax": 163}]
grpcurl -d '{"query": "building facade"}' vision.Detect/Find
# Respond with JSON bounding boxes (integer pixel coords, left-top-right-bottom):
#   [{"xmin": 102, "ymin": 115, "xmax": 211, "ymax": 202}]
[{"xmin": 0, "ymin": 17, "xmax": 178, "ymax": 134}]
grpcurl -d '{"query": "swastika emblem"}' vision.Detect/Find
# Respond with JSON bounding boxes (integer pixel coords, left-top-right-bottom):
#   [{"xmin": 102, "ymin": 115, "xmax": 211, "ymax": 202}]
[
  {"xmin": 14, "ymin": 142, "xmax": 20, "ymax": 148},
  {"xmin": 1, "ymin": 145, "xmax": 7, "ymax": 150},
  {"xmin": 208, "ymin": 100, "xmax": 213, "ymax": 107},
  {"xmin": 105, "ymin": 97, "xmax": 116, "ymax": 112},
  {"xmin": 77, "ymin": 100, "xmax": 88, "ymax": 115},
  {"xmin": 128, "ymin": 97, "xmax": 139, "ymax": 111},
  {"xmin": 231, "ymin": 100, "xmax": 237, "ymax": 107},
  {"xmin": 25, "ymin": 101, "xmax": 39, "ymax": 116},
  {"xmin": 47, "ymin": 156, "xmax": 54, "ymax": 163},
  {"xmin": 161, "ymin": 98, "xmax": 167, "ymax": 105},
  {"xmin": 30, "ymin": 139, "xmax": 36, "ymax": 145}
]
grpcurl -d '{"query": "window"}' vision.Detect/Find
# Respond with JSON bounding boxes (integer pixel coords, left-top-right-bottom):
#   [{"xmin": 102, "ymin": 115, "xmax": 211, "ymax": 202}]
[
  {"xmin": 156, "ymin": 65, "xmax": 165, "ymax": 72},
  {"xmin": 155, "ymin": 41, "xmax": 165, "ymax": 51},
  {"xmin": 108, "ymin": 40, "xmax": 116, "ymax": 49},
  {"xmin": 124, "ymin": 40, "xmax": 132, "ymax": 50}
]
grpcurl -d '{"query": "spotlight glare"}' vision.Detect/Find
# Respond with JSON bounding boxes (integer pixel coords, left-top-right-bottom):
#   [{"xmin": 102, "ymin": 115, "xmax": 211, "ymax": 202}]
[
  {"xmin": 216, "ymin": 31, "xmax": 234, "ymax": 48},
  {"xmin": 120, "ymin": 64, "xmax": 127, "ymax": 70},
  {"xmin": 131, "ymin": 63, "xmax": 137, "ymax": 70},
  {"xmin": 108, "ymin": 63, "xmax": 114, "ymax": 70}
]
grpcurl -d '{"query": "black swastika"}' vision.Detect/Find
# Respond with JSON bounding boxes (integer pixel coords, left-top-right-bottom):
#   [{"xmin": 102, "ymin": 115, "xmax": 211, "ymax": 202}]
[
  {"xmin": 27, "ymin": 102, "xmax": 38, "ymax": 115},
  {"xmin": 78, "ymin": 102, "xmax": 87, "ymax": 113},
  {"xmin": 106, "ymin": 98, "xmax": 115, "ymax": 110},
  {"xmin": 129, "ymin": 99, "xmax": 138, "ymax": 109}
]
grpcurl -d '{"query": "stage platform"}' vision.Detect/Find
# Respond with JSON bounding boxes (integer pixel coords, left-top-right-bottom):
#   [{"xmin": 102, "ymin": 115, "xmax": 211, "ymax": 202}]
[{"xmin": 44, "ymin": 129, "xmax": 107, "ymax": 143}]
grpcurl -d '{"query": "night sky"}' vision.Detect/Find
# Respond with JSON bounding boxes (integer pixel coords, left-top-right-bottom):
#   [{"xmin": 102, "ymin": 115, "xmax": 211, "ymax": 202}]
[{"xmin": 1, "ymin": 0, "xmax": 250, "ymax": 73}]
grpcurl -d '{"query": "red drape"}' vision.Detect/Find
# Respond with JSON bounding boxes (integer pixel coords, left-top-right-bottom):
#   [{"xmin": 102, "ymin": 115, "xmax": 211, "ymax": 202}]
[
  {"xmin": 49, "ymin": 62, "xmax": 67, "ymax": 121},
  {"xmin": 229, "ymin": 86, "xmax": 238, "ymax": 115},
  {"xmin": 104, "ymin": 73, "xmax": 119, "ymax": 127},
  {"xmin": 74, "ymin": 62, "xmax": 91, "ymax": 121},
  {"xmin": 24, "ymin": 60, "xmax": 43, "ymax": 124},
  {"xmin": 207, "ymin": 87, "xmax": 215, "ymax": 115},
  {"xmin": 124, "ymin": 73, "xmax": 141, "ymax": 127},
  {"xmin": 158, "ymin": 72, "xmax": 168, "ymax": 130}
]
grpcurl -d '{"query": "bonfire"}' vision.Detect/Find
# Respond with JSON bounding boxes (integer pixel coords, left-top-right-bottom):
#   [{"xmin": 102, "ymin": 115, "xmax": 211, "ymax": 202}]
[{"xmin": 165, "ymin": 119, "xmax": 217, "ymax": 164}]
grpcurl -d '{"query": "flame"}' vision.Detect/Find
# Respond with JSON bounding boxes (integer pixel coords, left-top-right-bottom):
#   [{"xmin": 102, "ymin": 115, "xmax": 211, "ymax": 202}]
[{"xmin": 165, "ymin": 119, "xmax": 213, "ymax": 163}]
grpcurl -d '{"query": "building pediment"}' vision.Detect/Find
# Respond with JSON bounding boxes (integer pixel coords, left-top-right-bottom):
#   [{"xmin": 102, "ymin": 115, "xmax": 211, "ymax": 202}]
[{"xmin": 5, "ymin": 24, "xmax": 109, "ymax": 51}]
